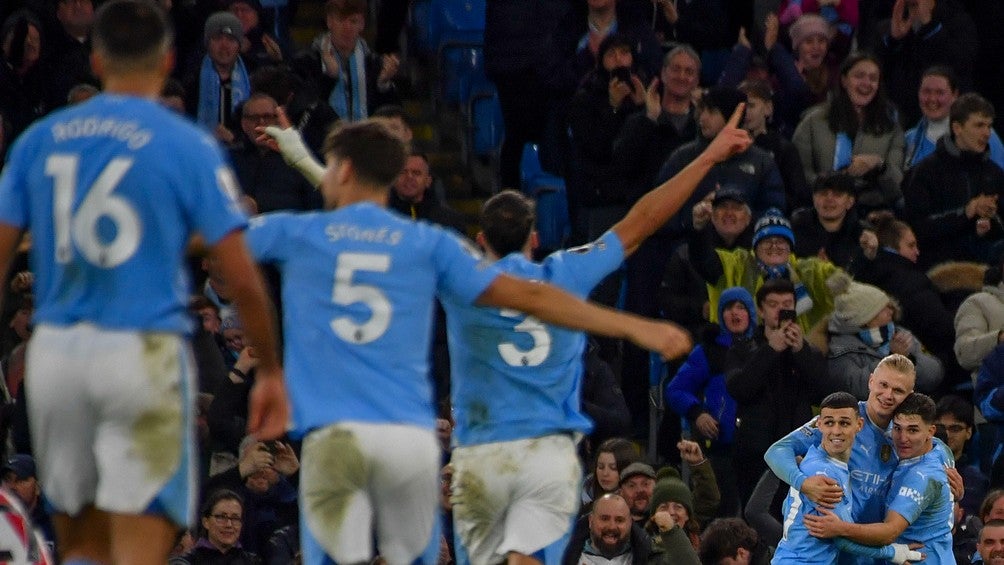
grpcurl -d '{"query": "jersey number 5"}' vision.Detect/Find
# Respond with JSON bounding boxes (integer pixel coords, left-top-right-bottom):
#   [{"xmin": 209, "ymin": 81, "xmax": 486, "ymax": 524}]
[
  {"xmin": 46, "ymin": 154, "xmax": 141, "ymax": 268},
  {"xmin": 331, "ymin": 252, "xmax": 392, "ymax": 344}
]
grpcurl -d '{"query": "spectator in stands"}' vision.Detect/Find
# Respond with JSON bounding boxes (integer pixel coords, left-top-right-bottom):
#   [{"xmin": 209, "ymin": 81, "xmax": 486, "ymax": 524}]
[
  {"xmin": 903, "ymin": 92, "xmax": 1004, "ymax": 268},
  {"xmin": 619, "ymin": 462, "xmax": 657, "ymax": 524},
  {"xmin": 824, "ymin": 271, "xmax": 943, "ymax": 398},
  {"xmin": 649, "ymin": 443, "xmax": 721, "ymax": 549},
  {"xmin": 972, "ymin": 518, "xmax": 1004, "ymax": 565},
  {"xmin": 656, "ymin": 86, "xmax": 785, "ymax": 238},
  {"xmin": 877, "ymin": 0, "xmax": 977, "ymax": 126},
  {"xmin": 0, "ymin": 9, "xmax": 50, "ymax": 136},
  {"xmin": 857, "ymin": 211, "xmax": 963, "ymax": 391},
  {"xmin": 645, "ymin": 470, "xmax": 702, "ymax": 564},
  {"xmin": 935, "ymin": 395, "xmax": 988, "ymax": 518},
  {"xmin": 389, "ymin": 151, "xmax": 465, "ymax": 233},
  {"xmin": 648, "ymin": 0, "xmax": 739, "ymax": 85},
  {"xmin": 229, "ymin": 92, "xmax": 321, "ymax": 213},
  {"xmin": 719, "ymin": 13, "xmax": 836, "ymax": 137},
  {"xmin": 45, "ymin": 0, "xmax": 97, "ymax": 112},
  {"xmin": 171, "ymin": 489, "xmax": 260, "ymax": 565},
  {"xmin": 790, "ymin": 172, "xmax": 865, "ymax": 270},
  {"xmin": 981, "ymin": 490, "xmax": 1004, "ymax": 524},
  {"xmin": 567, "ymin": 33, "xmax": 646, "ymax": 243},
  {"xmin": 187, "ymin": 12, "xmax": 250, "ymax": 145},
  {"xmin": 698, "ymin": 517, "xmax": 773, "ymax": 565},
  {"xmin": 581, "ymin": 437, "xmax": 640, "ymax": 512},
  {"xmin": 250, "ymin": 64, "xmax": 338, "ymax": 158},
  {"xmin": 311, "ymin": 0, "xmax": 400, "ymax": 122},
  {"xmin": 792, "ymin": 52, "xmax": 904, "ymax": 213},
  {"xmin": 665, "ymin": 286, "xmax": 755, "ymax": 518},
  {"xmin": 1, "ymin": 454, "xmax": 54, "ymax": 547},
  {"xmin": 904, "ymin": 66, "xmax": 1004, "ymax": 170},
  {"xmin": 204, "ymin": 436, "xmax": 299, "ymax": 557},
  {"xmin": 660, "ymin": 188, "xmax": 752, "ymax": 337},
  {"xmin": 975, "ymin": 344, "xmax": 1004, "ymax": 486},
  {"xmin": 726, "ymin": 278, "xmax": 829, "ymax": 507},
  {"xmin": 563, "ymin": 493, "xmax": 651, "ymax": 565},
  {"xmin": 689, "ymin": 207, "xmax": 840, "ymax": 332},
  {"xmin": 737, "ymin": 79, "xmax": 809, "ymax": 212},
  {"xmin": 775, "ymin": 0, "xmax": 856, "ymax": 61},
  {"xmin": 227, "ymin": 0, "xmax": 284, "ymax": 71},
  {"xmin": 955, "ymin": 262, "xmax": 1004, "ymax": 386}
]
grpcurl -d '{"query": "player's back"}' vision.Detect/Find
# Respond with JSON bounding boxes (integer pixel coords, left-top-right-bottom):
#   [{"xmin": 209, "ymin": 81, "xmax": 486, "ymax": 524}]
[
  {"xmin": 773, "ymin": 444, "xmax": 852, "ymax": 564},
  {"xmin": 443, "ymin": 232, "xmax": 624, "ymax": 446},
  {"xmin": 247, "ymin": 203, "xmax": 498, "ymax": 436},
  {"xmin": 0, "ymin": 94, "xmax": 245, "ymax": 333}
]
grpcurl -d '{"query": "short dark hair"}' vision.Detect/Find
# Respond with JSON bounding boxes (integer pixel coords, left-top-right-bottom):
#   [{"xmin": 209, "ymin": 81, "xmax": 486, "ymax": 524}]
[
  {"xmin": 812, "ymin": 171, "xmax": 855, "ymax": 194},
  {"xmin": 323, "ymin": 120, "xmax": 406, "ymax": 188},
  {"xmin": 699, "ymin": 518, "xmax": 758, "ymax": 565},
  {"xmin": 921, "ymin": 65, "xmax": 959, "ymax": 93},
  {"xmin": 325, "ymin": 0, "xmax": 366, "ymax": 18},
  {"xmin": 982, "ymin": 518, "xmax": 1004, "ymax": 535},
  {"xmin": 893, "ymin": 392, "xmax": 937, "ymax": 425},
  {"xmin": 981, "ymin": 490, "xmax": 1004, "ymax": 524},
  {"xmin": 738, "ymin": 78, "xmax": 773, "ymax": 102},
  {"xmin": 821, "ymin": 391, "xmax": 859, "ymax": 411},
  {"xmin": 201, "ymin": 488, "xmax": 243, "ymax": 518},
  {"xmin": 479, "ymin": 190, "xmax": 535, "ymax": 257},
  {"xmin": 866, "ymin": 210, "xmax": 912, "ymax": 250},
  {"xmin": 755, "ymin": 278, "xmax": 795, "ymax": 307},
  {"xmin": 92, "ymin": 0, "xmax": 172, "ymax": 73},
  {"xmin": 950, "ymin": 92, "xmax": 996, "ymax": 127},
  {"xmin": 935, "ymin": 394, "xmax": 975, "ymax": 428}
]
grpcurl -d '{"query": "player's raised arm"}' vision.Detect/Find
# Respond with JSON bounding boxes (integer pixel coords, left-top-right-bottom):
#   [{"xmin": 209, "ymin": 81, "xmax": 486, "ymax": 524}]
[
  {"xmin": 612, "ymin": 103, "xmax": 752, "ymax": 257},
  {"xmin": 477, "ymin": 274, "xmax": 693, "ymax": 360}
]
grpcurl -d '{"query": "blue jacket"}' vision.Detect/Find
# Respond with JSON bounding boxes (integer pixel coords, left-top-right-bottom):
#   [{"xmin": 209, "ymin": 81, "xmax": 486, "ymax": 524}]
[{"xmin": 665, "ymin": 287, "xmax": 756, "ymax": 446}]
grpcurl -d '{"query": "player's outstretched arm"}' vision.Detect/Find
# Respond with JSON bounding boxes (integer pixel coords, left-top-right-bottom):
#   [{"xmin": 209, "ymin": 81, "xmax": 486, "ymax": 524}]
[
  {"xmin": 612, "ymin": 103, "xmax": 752, "ymax": 257},
  {"xmin": 477, "ymin": 274, "xmax": 693, "ymax": 360},
  {"xmin": 259, "ymin": 107, "xmax": 326, "ymax": 188},
  {"xmin": 209, "ymin": 231, "xmax": 288, "ymax": 440}
]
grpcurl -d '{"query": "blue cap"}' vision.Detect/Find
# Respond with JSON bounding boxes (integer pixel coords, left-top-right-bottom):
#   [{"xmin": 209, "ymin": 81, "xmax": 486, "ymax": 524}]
[
  {"xmin": 2, "ymin": 454, "xmax": 35, "ymax": 480},
  {"xmin": 752, "ymin": 207, "xmax": 794, "ymax": 248}
]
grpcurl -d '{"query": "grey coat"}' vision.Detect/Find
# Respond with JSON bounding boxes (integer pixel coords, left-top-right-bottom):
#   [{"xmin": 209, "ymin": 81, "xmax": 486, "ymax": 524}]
[
  {"xmin": 826, "ymin": 317, "xmax": 943, "ymax": 399},
  {"xmin": 954, "ymin": 284, "xmax": 1004, "ymax": 372}
]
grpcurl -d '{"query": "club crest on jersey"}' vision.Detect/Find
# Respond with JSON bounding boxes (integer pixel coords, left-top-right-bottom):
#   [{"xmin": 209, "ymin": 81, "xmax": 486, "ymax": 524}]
[{"xmin": 881, "ymin": 445, "xmax": 892, "ymax": 462}]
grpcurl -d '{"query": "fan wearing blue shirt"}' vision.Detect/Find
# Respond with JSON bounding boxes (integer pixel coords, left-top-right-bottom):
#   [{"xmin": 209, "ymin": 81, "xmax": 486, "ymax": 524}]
[
  {"xmin": 0, "ymin": 1, "xmax": 285, "ymax": 564},
  {"xmin": 803, "ymin": 393, "xmax": 956, "ymax": 564},
  {"xmin": 772, "ymin": 391, "xmax": 923, "ymax": 565},
  {"xmin": 245, "ymin": 118, "xmax": 740, "ymax": 565}
]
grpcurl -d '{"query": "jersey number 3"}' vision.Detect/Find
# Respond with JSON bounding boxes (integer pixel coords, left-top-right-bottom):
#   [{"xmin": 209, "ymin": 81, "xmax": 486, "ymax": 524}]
[{"xmin": 46, "ymin": 154, "xmax": 141, "ymax": 268}]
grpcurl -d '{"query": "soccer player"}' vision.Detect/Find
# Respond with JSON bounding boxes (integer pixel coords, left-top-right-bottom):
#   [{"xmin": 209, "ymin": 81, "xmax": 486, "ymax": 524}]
[
  {"xmin": 244, "ymin": 118, "xmax": 711, "ymax": 565},
  {"xmin": 803, "ymin": 392, "xmax": 956, "ymax": 564},
  {"xmin": 444, "ymin": 105, "xmax": 752, "ymax": 565},
  {"xmin": 771, "ymin": 392, "xmax": 922, "ymax": 564},
  {"xmin": 764, "ymin": 354, "xmax": 961, "ymax": 565},
  {"xmin": 0, "ymin": 1, "xmax": 286, "ymax": 564}
]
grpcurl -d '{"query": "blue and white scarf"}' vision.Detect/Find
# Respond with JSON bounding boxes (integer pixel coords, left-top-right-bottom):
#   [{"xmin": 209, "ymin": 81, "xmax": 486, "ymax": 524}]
[
  {"xmin": 320, "ymin": 35, "xmax": 369, "ymax": 122},
  {"xmin": 196, "ymin": 55, "xmax": 250, "ymax": 131}
]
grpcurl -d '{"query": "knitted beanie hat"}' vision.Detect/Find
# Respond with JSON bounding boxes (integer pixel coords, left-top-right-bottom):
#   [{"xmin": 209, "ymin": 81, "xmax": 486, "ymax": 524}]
[
  {"xmin": 650, "ymin": 467, "xmax": 693, "ymax": 516},
  {"xmin": 789, "ymin": 14, "xmax": 832, "ymax": 50},
  {"xmin": 827, "ymin": 271, "xmax": 892, "ymax": 327},
  {"xmin": 204, "ymin": 11, "xmax": 244, "ymax": 45},
  {"xmin": 752, "ymin": 208, "xmax": 794, "ymax": 248}
]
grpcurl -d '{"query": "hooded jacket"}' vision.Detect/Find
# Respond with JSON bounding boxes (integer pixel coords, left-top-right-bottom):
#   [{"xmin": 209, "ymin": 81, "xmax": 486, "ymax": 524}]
[{"xmin": 665, "ymin": 287, "xmax": 756, "ymax": 446}]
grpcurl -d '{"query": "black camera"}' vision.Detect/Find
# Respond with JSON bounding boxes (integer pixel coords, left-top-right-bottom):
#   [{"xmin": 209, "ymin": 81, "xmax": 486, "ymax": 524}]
[{"xmin": 778, "ymin": 309, "xmax": 797, "ymax": 323}]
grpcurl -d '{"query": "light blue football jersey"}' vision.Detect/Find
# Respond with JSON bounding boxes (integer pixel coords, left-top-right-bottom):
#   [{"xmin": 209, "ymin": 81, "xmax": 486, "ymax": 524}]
[
  {"xmin": 246, "ymin": 203, "xmax": 500, "ymax": 436},
  {"xmin": 0, "ymin": 94, "xmax": 247, "ymax": 333},
  {"xmin": 765, "ymin": 401, "xmax": 956, "ymax": 565},
  {"xmin": 442, "ymin": 231, "xmax": 624, "ymax": 447},
  {"xmin": 886, "ymin": 450, "xmax": 955, "ymax": 564}
]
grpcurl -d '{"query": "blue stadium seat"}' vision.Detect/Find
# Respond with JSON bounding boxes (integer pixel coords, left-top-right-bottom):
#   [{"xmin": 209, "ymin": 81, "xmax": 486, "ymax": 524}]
[
  {"xmin": 469, "ymin": 86, "xmax": 503, "ymax": 156},
  {"xmin": 408, "ymin": 0, "xmax": 435, "ymax": 57},
  {"xmin": 519, "ymin": 143, "xmax": 570, "ymax": 251},
  {"xmin": 432, "ymin": 0, "xmax": 486, "ymax": 107}
]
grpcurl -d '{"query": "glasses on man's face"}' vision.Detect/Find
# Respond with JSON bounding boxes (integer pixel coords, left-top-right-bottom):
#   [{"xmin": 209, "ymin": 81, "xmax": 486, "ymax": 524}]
[
  {"xmin": 242, "ymin": 113, "xmax": 278, "ymax": 124},
  {"xmin": 211, "ymin": 514, "xmax": 242, "ymax": 525},
  {"xmin": 939, "ymin": 424, "xmax": 969, "ymax": 434}
]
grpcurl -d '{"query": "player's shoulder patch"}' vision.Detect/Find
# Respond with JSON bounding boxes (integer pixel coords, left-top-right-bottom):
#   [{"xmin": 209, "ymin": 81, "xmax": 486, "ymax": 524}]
[{"xmin": 800, "ymin": 415, "xmax": 820, "ymax": 435}]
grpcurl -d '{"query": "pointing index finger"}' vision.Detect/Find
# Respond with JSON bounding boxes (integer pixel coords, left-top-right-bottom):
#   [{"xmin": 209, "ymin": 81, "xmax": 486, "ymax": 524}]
[{"xmin": 727, "ymin": 102, "xmax": 746, "ymax": 129}]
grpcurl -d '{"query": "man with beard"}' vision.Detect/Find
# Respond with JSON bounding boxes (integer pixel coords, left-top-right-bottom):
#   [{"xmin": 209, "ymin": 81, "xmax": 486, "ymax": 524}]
[
  {"xmin": 618, "ymin": 463, "xmax": 656, "ymax": 523},
  {"xmin": 569, "ymin": 494, "xmax": 650, "ymax": 565}
]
